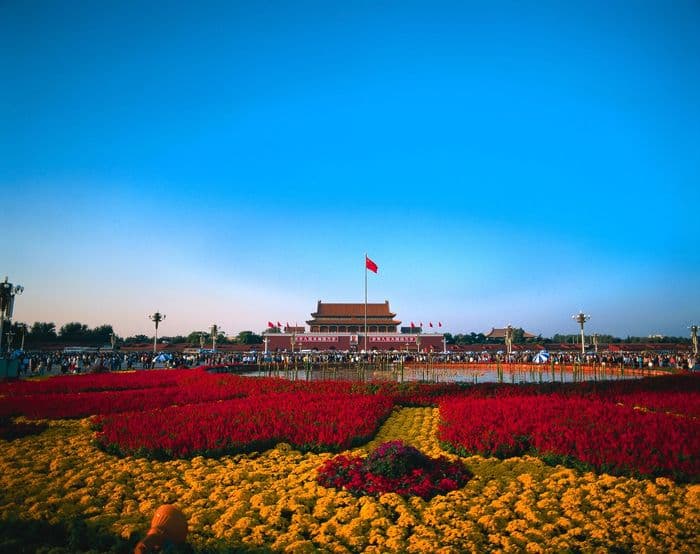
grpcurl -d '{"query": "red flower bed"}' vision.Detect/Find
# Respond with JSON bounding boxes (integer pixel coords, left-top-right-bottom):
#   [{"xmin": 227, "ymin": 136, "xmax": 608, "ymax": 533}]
[
  {"xmin": 603, "ymin": 391, "xmax": 700, "ymax": 418},
  {"xmin": 317, "ymin": 440, "xmax": 472, "ymax": 499},
  {"xmin": 439, "ymin": 394, "xmax": 699, "ymax": 481},
  {"xmin": 94, "ymin": 392, "xmax": 394, "ymax": 458},
  {"xmin": 0, "ymin": 369, "xmax": 193, "ymax": 396},
  {"xmin": 0, "ymin": 372, "xmax": 384, "ymax": 419}
]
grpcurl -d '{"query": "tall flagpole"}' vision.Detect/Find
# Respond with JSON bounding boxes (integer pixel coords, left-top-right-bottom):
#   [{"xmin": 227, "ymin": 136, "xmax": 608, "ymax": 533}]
[{"xmin": 364, "ymin": 253, "xmax": 368, "ymax": 352}]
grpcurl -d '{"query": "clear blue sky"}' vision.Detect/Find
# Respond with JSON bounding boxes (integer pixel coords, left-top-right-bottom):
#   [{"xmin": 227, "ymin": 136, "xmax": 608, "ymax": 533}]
[{"xmin": 2, "ymin": 1, "xmax": 698, "ymax": 338}]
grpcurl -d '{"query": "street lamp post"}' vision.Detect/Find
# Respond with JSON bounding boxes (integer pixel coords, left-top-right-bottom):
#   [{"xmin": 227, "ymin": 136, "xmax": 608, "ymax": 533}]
[
  {"xmin": 148, "ymin": 312, "xmax": 166, "ymax": 354},
  {"xmin": 0, "ymin": 277, "xmax": 24, "ymax": 356},
  {"xmin": 210, "ymin": 324, "xmax": 219, "ymax": 351},
  {"xmin": 110, "ymin": 332, "xmax": 117, "ymax": 351},
  {"xmin": 6, "ymin": 331, "xmax": 14, "ymax": 352},
  {"xmin": 20, "ymin": 324, "xmax": 27, "ymax": 350},
  {"xmin": 691, "ymin": 325, "xmax": 698, "ymax": 358},
  {"xmin": 572, "ymin": 311, "xmax": 590, "ymax": 356}
]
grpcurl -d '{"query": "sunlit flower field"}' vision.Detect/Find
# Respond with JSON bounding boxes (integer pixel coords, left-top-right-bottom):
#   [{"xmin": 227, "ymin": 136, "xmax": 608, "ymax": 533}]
[{"xmin": 1, "ymin": 370, "xmax": 698, "ymax": 553}]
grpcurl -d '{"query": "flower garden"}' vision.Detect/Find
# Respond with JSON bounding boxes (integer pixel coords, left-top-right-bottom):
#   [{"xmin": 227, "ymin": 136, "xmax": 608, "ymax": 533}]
[{"xmin": 0, "ymin": 368, "xmax": 698, "ymax": 552}]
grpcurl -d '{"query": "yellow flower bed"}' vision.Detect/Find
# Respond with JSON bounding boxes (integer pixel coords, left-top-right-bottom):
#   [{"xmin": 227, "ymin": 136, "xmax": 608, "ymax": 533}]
[{"xmin": 1, "ymin": 410, "xmax": 698, "ymax": 552}]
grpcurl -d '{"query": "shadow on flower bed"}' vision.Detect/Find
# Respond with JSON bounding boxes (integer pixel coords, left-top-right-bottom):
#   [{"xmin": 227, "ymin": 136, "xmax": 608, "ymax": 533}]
[
  {"xmin": 0, "ymin": 416, "xmax": 47, "ymax": 441},
  {"xmin": 0, "ymin": 515, "xmax": 194, "ymax": 554},
  {"xmin": 316, "ymin": 441, "xmax": 472, "ymax": 500}
]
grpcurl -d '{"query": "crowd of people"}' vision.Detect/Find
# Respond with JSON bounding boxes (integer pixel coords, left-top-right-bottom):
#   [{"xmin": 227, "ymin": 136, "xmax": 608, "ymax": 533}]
[
  {"xmin": 6, "ymin": 347, "xmax": 699, "ymax": 376},
  {"xmin": 11, "ymin": 351, "xmax": 193, "ymax": 376}
]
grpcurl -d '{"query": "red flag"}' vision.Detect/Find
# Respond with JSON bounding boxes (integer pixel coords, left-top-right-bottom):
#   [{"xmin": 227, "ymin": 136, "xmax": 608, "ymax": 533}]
[
  {"xmin": 277, "ymin": 321, "xmax": 282, "ymax": 328},
  {"xmin": 267, "ymin": 321, "xmax": 274, "ymax": 328},
  {"xmin": 410, "ymin": 321, "xmax": 415, "ymax": 328},
  {"xmin": 286, "ymin": 322, "xmax": 289, "ymax": 328},
  {"xmin": 429, "ymin": 322, "xmax": 433, "ymax": 328},
  {"xmin": 365, "ymin": 256, "xmax": 378, "ymax": 273},
  {"xmin": 420, "ymin": 321, "xmax": 423, "ymax": 327},
  {"xmin": 438, "ymin": 322, "xmax": 442, "ymax": 327}
]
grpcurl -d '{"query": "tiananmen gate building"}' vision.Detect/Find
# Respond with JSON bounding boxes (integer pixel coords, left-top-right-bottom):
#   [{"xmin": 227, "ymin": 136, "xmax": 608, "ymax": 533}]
[{"xmin": 265, "ymin": 301, "xmax": 445, "ymax": 352}]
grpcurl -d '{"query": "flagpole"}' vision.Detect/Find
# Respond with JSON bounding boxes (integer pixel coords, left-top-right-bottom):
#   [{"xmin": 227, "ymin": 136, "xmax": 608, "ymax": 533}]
[{"xmin": 364, "ymin": 253, "xmax": 368, "ymax": 352}]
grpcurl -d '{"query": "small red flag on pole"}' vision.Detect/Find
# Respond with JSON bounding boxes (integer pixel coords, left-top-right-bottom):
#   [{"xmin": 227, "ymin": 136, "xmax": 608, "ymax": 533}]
[
  {"xmin": 277, "ymin": 321, "xmax": 282, "ymax": 328},
  {"xmin": 267, "ymin": 321, "xmax": 274, "ymax": 328},
  {"xmin": 365, "ymin": 256, "xmax": 378, "ymax": 273},
  {"xmin": 438, "ymin": 322, "xmax": 442, "ymax": 327},
  {"xmin": 429, "ymin": 322, "xmax": 433, "ymax": 328},
  {"xmin": 410, "ymin": 322, "xmax": 415, "ymax": 328}
]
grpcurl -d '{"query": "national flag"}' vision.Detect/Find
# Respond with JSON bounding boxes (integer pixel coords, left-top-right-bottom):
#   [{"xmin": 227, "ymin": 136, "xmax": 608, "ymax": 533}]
[
  {"xmin": 420, "ymin": 321, "xmax": 423, "ymax": 327},
  {"xmin": 277, "ymin": 321, "xmax": 282, "ymax": 328},
  {"xmin": 429, "ymin": 322, "xmax": 433, "ymax": 328},
  {"xmin": 267, "ymin": 321, "xmax": 274, "ymax": 328},
  {"xmin": 410, "ymin": 321, "xmax": 415, "ymax": 328},
  {"xmin": 365, "ymin": 255, "xmax": 378, "ymax": 273},
  {"xmin": 438, "ymin": 322, "xmax": 442, "ymax": 327}
]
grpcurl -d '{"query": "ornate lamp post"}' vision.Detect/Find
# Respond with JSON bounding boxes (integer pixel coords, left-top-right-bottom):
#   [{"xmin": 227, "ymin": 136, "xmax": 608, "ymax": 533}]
[
  {"xmin": 6, "ymin": 331, "xmax": 14, "ymax": 352},
  {"xmin": 199, "ymin": 332, "xmax": 206, "ymax": 349},
  {"xmin": 110, "ymin": 332, "xmax": 117, "ymax": 351},
  {"xmin": 210, "ymin": 324, "xmax": 219, "ymax": 351},
  {"xmin": 504, "ymin": 324, "xmax": 514, "ymax": 359},
  {"xmin": 0, "ymin": 277, "xmax": 24, "ymax": 355},
  {"xmin": 572, "ymin": 311, "xmax": 590, "ymax": 356},
  {"xmin": 691, "ymin": 325, "xmax": 698, "ymax": 358},
  {"xmin": 148, "ymin": 312, "xmax": 166, "ymax": 354},
  {"xmin": 14, "ymin": 323, "xmax": 27, "ymax": 351}
]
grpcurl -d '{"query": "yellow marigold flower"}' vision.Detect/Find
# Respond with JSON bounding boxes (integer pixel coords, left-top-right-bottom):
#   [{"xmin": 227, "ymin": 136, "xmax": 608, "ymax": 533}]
[
  {"xmin": 384, "ymin": 536, "xmax": 407, "ymax": 551},
  {"xmin": 525, "ymin": 541, "xmax": 545, "ymax": 553}
]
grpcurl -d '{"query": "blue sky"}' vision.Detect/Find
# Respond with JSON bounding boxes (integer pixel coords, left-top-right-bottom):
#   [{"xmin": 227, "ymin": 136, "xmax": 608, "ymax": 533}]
[{"xmin": 2, "ymin": 1, "xmax": 698, "ymax": 338}]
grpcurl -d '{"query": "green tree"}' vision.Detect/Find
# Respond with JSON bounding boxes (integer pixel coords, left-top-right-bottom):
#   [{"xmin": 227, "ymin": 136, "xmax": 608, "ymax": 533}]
[
  {"xmin": 89, "ymin": 324, "xmax": 114, "ymax": 345},
  {"xmin": 59, "ymin": 322, "xmax": 89, "ymax": 343},
  {"xmin": 123, "ymin": 334, "xmax": 150, "ymax": 345},
  {"xmin": 29, "ymin": 322, "xmax": 57, "ymax": 342},
  {"xmin": 237, "ymin": 331, "xmax": 263, "ymax": 344},
  {"xmin": 186, "ymin": 331, "xmax": 207, "ymax": 346}
]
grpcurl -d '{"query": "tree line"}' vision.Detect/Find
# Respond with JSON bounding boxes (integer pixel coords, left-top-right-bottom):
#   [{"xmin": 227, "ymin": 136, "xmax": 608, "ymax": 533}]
[
  {"xmin": 2, "ymin": 322, "xmax": 690, "ymax": 349},
  {"xmin": 444, "ymin": 329, "xmax": 690, "ymax": 345},
  {"xmin": 1, "ymin": 321, "xmax": 264, "ymax": 349}
]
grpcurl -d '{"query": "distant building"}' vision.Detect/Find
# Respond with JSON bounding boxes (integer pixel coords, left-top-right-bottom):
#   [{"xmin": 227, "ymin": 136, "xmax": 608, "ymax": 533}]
[
  {"xmin": 306, "ymin": 301, "xmax": 401, "ymax": 333},
  {"xmin": 264, "ymin": 300, "xmax": 443, "ymax": 352},
  {"xmin": 484, "ymin": 327, "xmax": 538, "ymax": 339}
]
